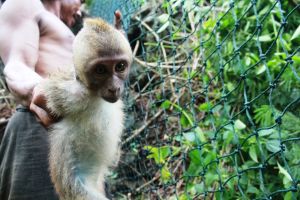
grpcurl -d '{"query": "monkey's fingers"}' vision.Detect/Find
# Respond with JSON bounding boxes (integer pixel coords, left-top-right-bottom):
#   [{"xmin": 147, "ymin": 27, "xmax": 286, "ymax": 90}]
[{"xmin": 114, "ymin": 10, "xmax": 123, "ymax": 30}]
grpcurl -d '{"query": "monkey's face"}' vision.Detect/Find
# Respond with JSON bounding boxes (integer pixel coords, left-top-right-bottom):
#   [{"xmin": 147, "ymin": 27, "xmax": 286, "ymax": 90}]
[
  {"xmin": 83, "ymin": 55, "xmax": 131, "ymax": 103},
  {"xmin": 73, "ymin": 18, "xmax": 133, "ymax": 102}
]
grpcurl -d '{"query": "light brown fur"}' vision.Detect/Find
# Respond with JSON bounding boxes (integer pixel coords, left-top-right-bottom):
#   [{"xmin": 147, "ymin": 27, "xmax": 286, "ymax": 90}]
[{"xmin": 41, "ymin": 18, "xmax": 132, "ymax": 200}]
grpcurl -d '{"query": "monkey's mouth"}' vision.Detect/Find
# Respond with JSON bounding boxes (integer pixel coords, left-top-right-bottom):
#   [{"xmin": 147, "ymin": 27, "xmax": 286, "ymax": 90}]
[{"xmin": 103, "ymin": 96, "xmax": 119, "ymax": 103}]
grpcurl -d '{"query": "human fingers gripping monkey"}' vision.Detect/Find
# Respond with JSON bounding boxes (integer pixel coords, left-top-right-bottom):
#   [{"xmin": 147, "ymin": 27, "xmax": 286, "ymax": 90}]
[
  {"xmin": 30, "ymin": 85, "xmax": 62, "ymax": 127},
  {"xmin": 41, "ymin": 17, "xmax": 132, "ymax": 200}
]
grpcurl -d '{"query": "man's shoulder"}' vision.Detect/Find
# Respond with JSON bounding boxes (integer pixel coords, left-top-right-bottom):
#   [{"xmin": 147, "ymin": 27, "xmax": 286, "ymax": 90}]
[{"xmin": 0, "ymin": 0, "xmax": 44, "ymax": 24}]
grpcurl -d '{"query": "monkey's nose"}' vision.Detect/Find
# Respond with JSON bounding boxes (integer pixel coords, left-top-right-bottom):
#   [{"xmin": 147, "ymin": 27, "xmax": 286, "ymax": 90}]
[{"xmin": 108, "ymin": 88, "xmax": 120, "ymax": 95}]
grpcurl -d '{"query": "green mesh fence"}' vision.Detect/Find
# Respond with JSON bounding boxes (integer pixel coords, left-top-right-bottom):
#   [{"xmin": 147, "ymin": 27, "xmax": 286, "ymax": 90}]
[{"xmin": 89, "ymin": 0, "xmax": 300, "ymax": 199}]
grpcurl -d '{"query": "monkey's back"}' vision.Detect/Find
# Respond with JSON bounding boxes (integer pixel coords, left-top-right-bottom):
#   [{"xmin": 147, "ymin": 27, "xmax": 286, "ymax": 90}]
[{"xmin": 49, "ymin": 93, "xmax": 124, "ymax": 199}]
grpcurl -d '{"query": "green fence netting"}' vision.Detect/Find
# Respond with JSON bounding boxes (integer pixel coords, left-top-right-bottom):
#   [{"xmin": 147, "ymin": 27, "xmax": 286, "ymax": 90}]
[{"xmin": 88, "ymin": 0, "xmax": 300, "ymax": 199}]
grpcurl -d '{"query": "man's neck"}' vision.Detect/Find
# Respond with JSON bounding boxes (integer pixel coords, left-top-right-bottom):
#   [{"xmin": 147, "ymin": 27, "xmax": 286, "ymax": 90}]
[{"xmin": 43, "ymin": 0, "xmax": 61, "ymax": 17}]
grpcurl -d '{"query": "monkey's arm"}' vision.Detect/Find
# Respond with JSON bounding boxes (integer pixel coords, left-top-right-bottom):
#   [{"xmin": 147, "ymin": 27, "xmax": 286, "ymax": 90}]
[{"xmin": 41, "ymin": 78, "xmax": 87, "ymax": 117}]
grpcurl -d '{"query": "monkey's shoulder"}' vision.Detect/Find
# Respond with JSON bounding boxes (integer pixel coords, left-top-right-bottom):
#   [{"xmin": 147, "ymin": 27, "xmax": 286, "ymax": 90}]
[
  {"xmin": 48, "ymin": 69, "xmax": 75, "ymax": 81},
  {"xmin": 42, "ymin": 78, "xmax": 89, "ymax": 118}
]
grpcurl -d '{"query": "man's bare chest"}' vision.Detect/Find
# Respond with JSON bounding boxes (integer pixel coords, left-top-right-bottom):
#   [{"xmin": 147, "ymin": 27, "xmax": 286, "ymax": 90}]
[
  {"xmin": 38, "ymin": 12, "xmax": 75, "ymax": 44},
  {"xmin": 35, "ymin": 12, "xmax": 75, "ymax": 77}
]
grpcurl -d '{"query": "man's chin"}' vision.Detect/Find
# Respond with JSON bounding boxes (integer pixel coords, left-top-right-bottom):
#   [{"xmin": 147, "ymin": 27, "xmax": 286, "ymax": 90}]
[
  {"xmin": 63, "ymin": 19, "xmax": 76, "ymax": 28},
  {"xmin": 69, "ymin": 20, "xmax": 76, "ymax": 28}
]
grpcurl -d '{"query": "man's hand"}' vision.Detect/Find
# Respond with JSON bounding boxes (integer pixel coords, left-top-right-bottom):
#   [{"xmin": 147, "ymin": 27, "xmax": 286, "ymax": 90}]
[{"xmin": 30, "ymin": 85, "xmax": 57, "ymax": 127}]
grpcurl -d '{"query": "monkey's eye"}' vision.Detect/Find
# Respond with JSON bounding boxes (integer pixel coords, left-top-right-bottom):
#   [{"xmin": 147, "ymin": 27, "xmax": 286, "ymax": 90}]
[
  {"xmin": 95, "ymin": 64, "xmax": 106, "ymax": 74},
  {"xmin": 115, "ymin": 62, "xmax": 127, "ymax": 73}
]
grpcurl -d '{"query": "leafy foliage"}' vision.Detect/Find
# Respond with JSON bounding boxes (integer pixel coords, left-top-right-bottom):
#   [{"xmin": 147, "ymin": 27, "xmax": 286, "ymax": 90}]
[{"xmin": 90, "ymin": 0, "xmax": 300, "ymax": 199}]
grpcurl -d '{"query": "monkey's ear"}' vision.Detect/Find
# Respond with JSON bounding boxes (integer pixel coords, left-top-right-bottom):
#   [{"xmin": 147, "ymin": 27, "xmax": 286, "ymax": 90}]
[{"xmin": 114, "ymin": 10, "xmax": 126, "ymax": 35}]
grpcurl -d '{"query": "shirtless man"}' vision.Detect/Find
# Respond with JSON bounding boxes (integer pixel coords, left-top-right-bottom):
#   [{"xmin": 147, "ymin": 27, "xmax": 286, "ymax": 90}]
[{"xmin": 0, "ymin": 0, "xmax": 82, "ymax": 199}]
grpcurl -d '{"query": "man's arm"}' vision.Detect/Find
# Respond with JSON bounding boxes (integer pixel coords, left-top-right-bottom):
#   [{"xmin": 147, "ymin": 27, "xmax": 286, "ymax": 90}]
[
  {"xmin": 0, "ymin": 0, "xmax": 54, "ymax": 126},
  {"xmin": 0, "ymin": 0, "xmax": 43, "ymax": 106}
]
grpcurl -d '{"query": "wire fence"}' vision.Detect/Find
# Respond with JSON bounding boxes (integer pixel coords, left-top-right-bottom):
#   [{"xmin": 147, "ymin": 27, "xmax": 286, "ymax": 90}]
[
  {"xmin": 88, "ymin": 0, "xmax": 300, "ymax": 199},
  {"xmin": 0, "ymin": 0, "xmax": 298, "ymax": 199}
]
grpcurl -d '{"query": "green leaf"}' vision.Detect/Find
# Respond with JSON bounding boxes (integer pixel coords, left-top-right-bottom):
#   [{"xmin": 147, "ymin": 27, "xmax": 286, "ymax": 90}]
[
  {"xmin": 277, "ymin": 162, "xmax": 292, "ymax": 182},
  {"xmin": 182, "ymin": 112, "xmax": 193, "ymax": 127},
  {"xmin": 258, "ymin": 35, "xmax": 272, "ymax": 42},
  {"xmin": 167, "ymin": 102, "xmax": 193, "ymax": 127},
  {"xmin": 157, "ymin": 13, "xmax": 169, "ymax": 24},
  {"xmin": 161, "ymin": 165, "xmax": 171, "ymax": 183},
  {"xmin": 199, "ymin": 102, "xmax": 213, "ymax": 112},
  {"xmin": 254, "ymin": 105, "xmax": 273, "ymax": 126},
  {"xmin": 223, "ymin": 131, "xmax": 234, "ymax": 145},
  {"xmin": 291, "ymin": 25, "xmax": 300, "ymax": 40},
  {"xmin": 249, "ymin": 146, "xmax": 258, "ymax": 163},
  {"xmin": 203, "ymin": 151, "xmax": 217, "ymax": 166},
  {"xmin": 157, "ymin": 21, "xmax": 170, "ymax": 33},
  {"xmin": 283, "ymin": 176, "xmax": 292, "ymax": 188},
  {"xmin": 224, "ymin": 124, "xmax": 234, "ymax": 131},
  {"xmin": 171, "ymin": 146, "xmax": 181, "ymax": 156},
  {"xmin": 182, "ymin": 128, "xmax": 205, "ymax": 146},
  {"xmin": 203, "ymin": 18, "xmax": 216, "ymax": 30},
  {"xmin": 189, "ymin": 149, "xmax": 202, "ymax": 165},
  {"xmin": 161, "ymin": 100, "xmax": 172, "ymax": 109},
  {"xmin": 245, "ymin": 57, "xmax": 251, "ymax": 65},
  {"xmin": 226, "ymin": 82, "xmax": 234, "ymax": 92},
  {"xmin": 195, "ymin": 127, "xmax": 206, "ymax": 142},
  {"xmin": 266, "ymin": 140, "xmax": 280, "ymax": 153},
  {"xmin": 183, "ymin": 0, "xmax": 194, "ymax": 10},
  {"xmin": 205, "ymin": 172, "xmax": 219, "ymax": 185},
  {"xmin": 144, "ymin": 146, "xmax": 171, "ymax": 164},
  {"xmin": 183, "ymin": 132, "xmax": 196, "ymax": 143},
  {"xmin": 194, "ymin": 183, "xmax": 205, "ymax": 194},
  {"xmin": 292, "ymin": 55, "xmax": 300, "ymax": 64},
  {"xmin": 256, "ymin": 64, "xmax": 266, "ymax": 75},
  {"xmin": 180, "ymin": 115, "xmax": 190, "ymax": 127},
  {"xmin": 186, "ymin": 161, "xmax": 202, "ymax": 176},
  {"xmin": 234, "ymin": 119, "xmax": 246, "ymax": 130},
  {"xmin": 284, "ymin": 191, "xmax": 292, "ymax": 200},
  {"xmin": 179, "ymin": 194, "xmax": 189, "ymax": 200},
  {"xmin": 174, "ymin": 134, "xmax": 182, "ymax": 142},
  {"xmin": 259, "ymin": 129, "xmax": 276, "ymax": 137},
  {"xmin": 246, "ymin": 184, "xmax": 259, "ymax": 194}
]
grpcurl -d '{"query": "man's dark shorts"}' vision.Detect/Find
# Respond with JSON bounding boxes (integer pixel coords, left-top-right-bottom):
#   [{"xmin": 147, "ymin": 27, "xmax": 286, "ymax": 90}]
[{"xmin": 0, "ymin": 106, "xmax": 59, "ymax": 200}]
